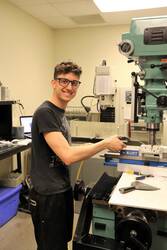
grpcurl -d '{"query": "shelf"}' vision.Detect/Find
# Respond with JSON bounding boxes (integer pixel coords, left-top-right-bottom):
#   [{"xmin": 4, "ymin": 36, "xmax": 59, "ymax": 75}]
[{"xmin": 0, "ymin": 100, "xmax": 16, "ymax": 105}]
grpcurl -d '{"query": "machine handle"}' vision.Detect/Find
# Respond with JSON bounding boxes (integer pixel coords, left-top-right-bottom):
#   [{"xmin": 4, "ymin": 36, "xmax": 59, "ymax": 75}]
[
  {"xmin": 150, "ymin": 63, "xmax": 167, "ymax": 71},
  {"xmin": 119, "ymin": 186, "xmax": 135, "ymax": 194},
  {"xmin": 150, "ymin": 64, "xmax": 162, "ymax": 68},
  {"xmin": 134, "ymin": 79, "xmax": 158, "ymax": 99}
]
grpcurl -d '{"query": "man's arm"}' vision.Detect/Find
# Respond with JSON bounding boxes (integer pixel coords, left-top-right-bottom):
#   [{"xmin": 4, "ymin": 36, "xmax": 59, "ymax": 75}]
[{"xmin": 44, "ymin": 131, "xmax": 125, "ymax": 165}]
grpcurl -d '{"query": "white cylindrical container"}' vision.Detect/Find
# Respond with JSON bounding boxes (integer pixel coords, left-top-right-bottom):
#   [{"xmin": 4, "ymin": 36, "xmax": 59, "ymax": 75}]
[
  {"xmin": 1, "ymin": 86, "xmax": 9, "ymax": 100},
  {"xmin": 12, "ymin": 126, "xmax": 24, "ymax": 139}
]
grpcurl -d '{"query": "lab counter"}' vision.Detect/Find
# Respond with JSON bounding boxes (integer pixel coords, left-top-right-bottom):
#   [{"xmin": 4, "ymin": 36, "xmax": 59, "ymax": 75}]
[{"xmin": 109, "ymin": 172, "xmax": 167, "ymax": 212}]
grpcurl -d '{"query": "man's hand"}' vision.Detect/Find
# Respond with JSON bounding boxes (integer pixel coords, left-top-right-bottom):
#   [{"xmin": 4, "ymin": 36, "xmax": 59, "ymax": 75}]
[{"xmin": 104, "ymin": 136, "xmax": 126, "ymax": 151}]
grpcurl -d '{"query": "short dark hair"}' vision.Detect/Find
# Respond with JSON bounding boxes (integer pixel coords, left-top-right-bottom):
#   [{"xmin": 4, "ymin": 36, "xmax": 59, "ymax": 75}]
[{"xmin": 54, "ymin": 61, "xmax": 82, "ymax": 79}]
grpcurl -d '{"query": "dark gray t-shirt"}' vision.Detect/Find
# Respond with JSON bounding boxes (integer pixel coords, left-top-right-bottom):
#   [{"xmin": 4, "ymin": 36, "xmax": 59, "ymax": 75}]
[{"xmin": 30, "ymin": 100, "xmax": 71, "ymax": 195}]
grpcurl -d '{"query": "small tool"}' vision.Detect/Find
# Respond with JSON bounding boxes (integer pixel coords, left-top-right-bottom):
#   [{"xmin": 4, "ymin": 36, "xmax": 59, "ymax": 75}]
[
  {"xmin": 119, "ymin": 181, "xmax": 160, "ymax": 194},
  {"xmin": 135, "ymin": 174, "xmax": 153, "ymax": 180},
  {"xmin": 118, "ymin": 136, "xmax": 129, "ymax": 144}
]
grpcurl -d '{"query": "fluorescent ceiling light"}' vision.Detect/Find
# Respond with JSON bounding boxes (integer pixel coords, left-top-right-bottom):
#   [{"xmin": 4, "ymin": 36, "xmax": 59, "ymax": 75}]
[{"xmin": 93, "ymin": 0, "xmax": 167, "ymax": 12}]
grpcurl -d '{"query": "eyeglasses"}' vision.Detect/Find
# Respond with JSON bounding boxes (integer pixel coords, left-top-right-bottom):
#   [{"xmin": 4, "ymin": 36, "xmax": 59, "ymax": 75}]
[{"xmin": 55, "ymin": 78, "xmax": 81, "ymax": 88}]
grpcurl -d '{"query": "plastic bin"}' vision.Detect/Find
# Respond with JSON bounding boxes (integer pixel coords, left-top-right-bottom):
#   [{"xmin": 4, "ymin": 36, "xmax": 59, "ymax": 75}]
[{"xmin": 0, "ymin": 184, "xmax": 22, "ymax": 227}]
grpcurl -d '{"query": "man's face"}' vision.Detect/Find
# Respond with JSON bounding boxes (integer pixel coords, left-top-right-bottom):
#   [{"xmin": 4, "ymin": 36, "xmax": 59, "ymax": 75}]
[{"xmin": 52, "ymin": 73, "xmax": 80, "ymax": 103}]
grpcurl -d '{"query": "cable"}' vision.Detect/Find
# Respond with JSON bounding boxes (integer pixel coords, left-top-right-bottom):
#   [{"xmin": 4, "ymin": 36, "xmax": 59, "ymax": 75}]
[
  {"xmin": 97, "ymin": 99, "xmax": 100, "ymax": 112},
  {"xmin": 15, "ymin": 100, "xmax": 24, "ymax": 116},
  {"xmin": 80, "ymin": 95, "xmax": 98, "ymax": 113},
  {"xmin": 76, "ymin": 160, "xmax": 85, "ymax": 180}
]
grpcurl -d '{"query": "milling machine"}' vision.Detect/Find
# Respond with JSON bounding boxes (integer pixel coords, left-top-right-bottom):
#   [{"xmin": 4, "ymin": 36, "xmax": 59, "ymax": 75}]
[
  {"xmin": 73, "ymin": 16, "xmax": 167, "ymax": 250},
  {"xmin": 93, "ymin": 60, "xmax": 117, "ymax": 122},
  {"xmin": 118, "ymin": 15, "xmax": 167, "ymax": 145}
]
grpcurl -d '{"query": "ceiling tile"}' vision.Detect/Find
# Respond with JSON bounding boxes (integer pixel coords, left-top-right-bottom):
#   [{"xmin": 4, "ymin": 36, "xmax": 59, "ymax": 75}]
[
  {"xmin": 52, "ymin": 0, "xmax": 99, "ymax": 16},
  {"xmin": 48, "ymin": 0, "xmax": 76, "ymax": 3},
  {"xmin": 41, "ymin": 15, "xmax": 76, "ymax": 28},
  {"xmin": 9, "ymin": 0, "xmax": 48, "ymax": 5},
  {"xmin": 71, "ymin": 14, "xmax": 106, "ymax": 25},
  {"xmin": 16, "ymin": 4, "xmax": 61, "ymax": 18}
]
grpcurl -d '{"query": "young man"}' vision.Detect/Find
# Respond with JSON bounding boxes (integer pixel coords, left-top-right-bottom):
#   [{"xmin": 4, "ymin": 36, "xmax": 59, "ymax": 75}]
[{"xmin": 30, "ymin": 61, "xmax": 125, "ymax": 250}]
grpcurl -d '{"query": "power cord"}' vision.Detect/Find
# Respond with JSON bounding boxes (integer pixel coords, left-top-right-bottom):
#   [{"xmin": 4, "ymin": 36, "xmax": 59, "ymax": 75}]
[
  {"xmin": 80, "ymin": 95, "xmax": 98, "ymax": 113},
  {"xmin": 16, "ymin": 100, "xmax": 24, "ymax": 115}
]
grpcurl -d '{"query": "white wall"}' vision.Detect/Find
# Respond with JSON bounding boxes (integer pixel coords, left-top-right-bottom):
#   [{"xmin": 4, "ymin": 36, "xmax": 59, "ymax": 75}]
[
  {"xmin": 0, "ymin": 0, "xmax": 54, "ymax": 122},
  {"xmin": 1, "ymin": 0, "xmax": 139, "ymax": 118},
  {"xmin": 53, "ymin": 25, "xmax": 139, "ymax": 107}
]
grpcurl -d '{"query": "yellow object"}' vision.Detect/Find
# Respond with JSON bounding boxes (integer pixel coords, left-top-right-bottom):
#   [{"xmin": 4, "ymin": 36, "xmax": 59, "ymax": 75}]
[
  {"xmin": 76, "ymin": 160, "xmax": 85, "ymax": 180},
  {"xmin": 126, "ymin": 170, "xmax": 134, "ymax": 175}
]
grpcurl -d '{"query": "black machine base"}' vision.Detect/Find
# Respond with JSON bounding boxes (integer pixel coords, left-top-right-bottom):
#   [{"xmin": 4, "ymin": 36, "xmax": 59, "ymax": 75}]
[
  {"xmin": 73, "ymin": 234, "xmax": 123, "ymax": 250},
  {"xmin": 73, "ymin": 173, "xmax": 122, "ymax": 250}
]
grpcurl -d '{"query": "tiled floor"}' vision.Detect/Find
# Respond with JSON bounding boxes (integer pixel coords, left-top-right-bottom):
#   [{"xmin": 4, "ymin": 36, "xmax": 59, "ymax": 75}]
[{"xmin": 0, "ymin": 211, "xmax": 79, "ymax": 250}]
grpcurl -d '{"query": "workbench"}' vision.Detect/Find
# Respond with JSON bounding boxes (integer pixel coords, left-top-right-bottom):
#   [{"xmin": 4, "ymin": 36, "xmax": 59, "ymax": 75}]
[
  {"xmin": 0, "ymin": 142, "xmax": 31, "ymax": 173},
  {"xmin": 109, "ymin": 172, "xmax": 167, "ymax": 211}
]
